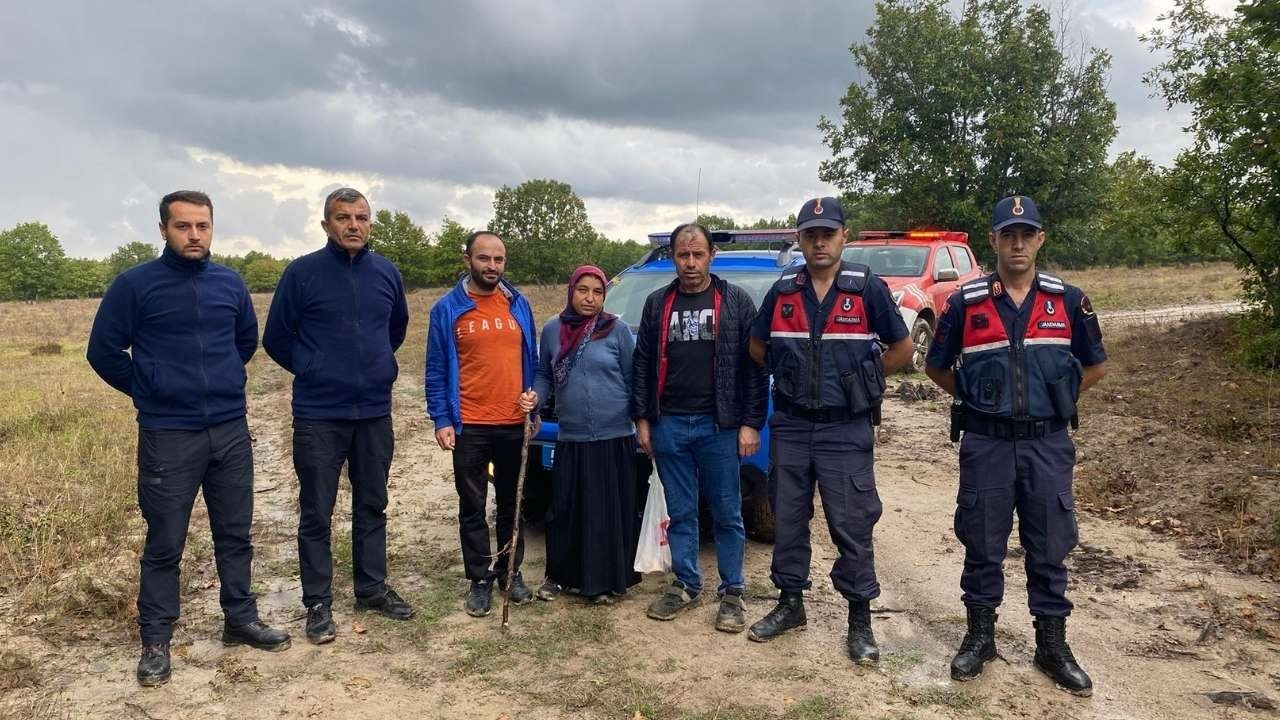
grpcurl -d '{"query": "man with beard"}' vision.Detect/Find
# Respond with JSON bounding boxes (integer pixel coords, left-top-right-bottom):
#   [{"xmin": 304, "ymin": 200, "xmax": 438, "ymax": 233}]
[
  {"xmin": 425, "ymin": 231, "xmax": 539, "ymax": 617},
  {"xmin": 88, "ymin": 190, "xmax": 290, "ymax": 687},
  {"xmin": 264, "ymin": 187, "xmax": 414, "ymax": 644}
]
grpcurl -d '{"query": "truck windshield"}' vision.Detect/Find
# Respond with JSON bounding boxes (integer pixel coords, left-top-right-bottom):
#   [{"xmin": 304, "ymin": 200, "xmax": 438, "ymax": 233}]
[
  {"xmin": 604, "ymin": 269, "xmax": 780, "ymax": 331},
  {"xmin": 841, "ymin": 245, "xmax": 929, "ymax": 277}
]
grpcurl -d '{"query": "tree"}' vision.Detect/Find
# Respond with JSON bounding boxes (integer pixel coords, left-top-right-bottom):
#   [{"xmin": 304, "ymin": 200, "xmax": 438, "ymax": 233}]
[
  {"xmin": 370, "ymin": 209, "xmax": 434, "ymax": 288},
  {"xmin": 243, "ymin": 255, "xmax": 287, "ymax": 293},
  {"xmin": 490, "ymin": 179, "xmax": 598, "ymax": 284},
  {"xmin": 60, "ymin": 258, "xmax": 111, "ymax": 298},
  {"xmin": 0, "ymin": 222, "xmax": 68, "ymax": 301},
  {"xmin": 107, "ymin": 241, "xmax": 159, "ymax": 277},
  {"xmin": 1145, "ymin": 0, "xmax": 1280, "ymax": 366},
  {"xmin": 424, "ymin": 218, "xmax": 472, "ymax": 286},
  {"xmin": 818, "ymin": 0, "xmax": 1117, "ymax": 264}
]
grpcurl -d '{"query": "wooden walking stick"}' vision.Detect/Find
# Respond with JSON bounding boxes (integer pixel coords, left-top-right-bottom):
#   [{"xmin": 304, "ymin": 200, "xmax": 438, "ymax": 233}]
[{"xmin": 501, "ymin": 401, "xmax": 535, "ymax": 630}]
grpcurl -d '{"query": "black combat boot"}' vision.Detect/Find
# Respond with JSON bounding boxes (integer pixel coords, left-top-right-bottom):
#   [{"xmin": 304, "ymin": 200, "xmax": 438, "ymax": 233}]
[
  {"xmin": 950, "ymin": 606, "xmax": 998, "ymax": 681},
  {"xmin": 136, "ymin": 643, "xmax": 171, "ymax": 687},
  {"xmin": 846, "ymin": 600, "xmax": 879, "ymax": 665},
  {"xmin": 1033, "ymin": 616, "xmax": 1093, "ymax": 697},
  {"xmin": 222, "ymin": 619, "xmax": 292, "ymax": 651},
  {"xmin": 747, "ymin": 591, "xmax": 806, "ymax": 642}
]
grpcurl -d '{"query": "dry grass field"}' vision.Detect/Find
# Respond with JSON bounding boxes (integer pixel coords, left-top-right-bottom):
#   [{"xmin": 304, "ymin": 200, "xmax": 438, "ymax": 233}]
[{"xmin": 1052, "ymin": 261, "xmax": 1241, "ymax": 311}]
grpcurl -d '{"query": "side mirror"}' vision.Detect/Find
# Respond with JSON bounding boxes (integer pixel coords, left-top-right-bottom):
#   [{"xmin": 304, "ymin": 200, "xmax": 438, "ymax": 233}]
[{"xmin": 936, "ymin": 268, "xmax": 960, "ymax": 282}]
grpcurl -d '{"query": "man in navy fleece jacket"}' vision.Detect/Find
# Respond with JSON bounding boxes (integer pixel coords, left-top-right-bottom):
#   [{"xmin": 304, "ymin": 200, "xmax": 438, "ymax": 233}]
[
  {"xmin": 87, "ymin": 191, "xmax": 291, "ymax": 688},
  {"xmin": 263, "ymin": 187, "xmax": 413, "ymax": 643}
]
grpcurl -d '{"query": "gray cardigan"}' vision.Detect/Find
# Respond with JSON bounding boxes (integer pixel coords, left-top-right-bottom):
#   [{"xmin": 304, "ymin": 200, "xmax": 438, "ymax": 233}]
[{"xmin": 533, "ymin": 317, "xmax": 635, "ymax": 442}]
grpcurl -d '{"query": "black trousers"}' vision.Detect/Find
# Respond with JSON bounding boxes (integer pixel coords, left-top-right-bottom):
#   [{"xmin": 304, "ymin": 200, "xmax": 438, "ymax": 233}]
[
  {"xmin": 293, "ymin": 416, "xmax": 393, "ymax": 607},
  {"xmin": 453, "ymin": 423, "xmax": 525, "ymax": 582},
  {"xmin": 136, "ymin": 417, "xmax": 258, "ymax": 645}
]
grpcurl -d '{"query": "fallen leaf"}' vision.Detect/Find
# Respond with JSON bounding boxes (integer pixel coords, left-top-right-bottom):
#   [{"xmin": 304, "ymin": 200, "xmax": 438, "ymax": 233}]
[
  {"xmin": 344, "ymin": 676, "xmax": 372, "ymax": 689},
  {"xmin": 632, "ymin": 712, "xmax": 647, "ymax": 720},
  {"xmin": 783, "ymin": 697, "xmax": 796, "ymax": 708},
  {"xmin": 498, "ymin": 714, "xmax": 512, "ymax": 720},
  {"xmin": 352, "ymin": 621, "xmax": 367, "ymax": 634}
]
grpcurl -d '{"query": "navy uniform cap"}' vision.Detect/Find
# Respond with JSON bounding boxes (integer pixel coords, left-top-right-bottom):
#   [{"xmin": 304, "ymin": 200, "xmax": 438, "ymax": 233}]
[
  {"xmin": 991, "ymin": 195, "xmax": 1043, "ymax": 231},
  {"xmin": 796, "ymin": 196, "xmax": 845, "ymax": 231}
]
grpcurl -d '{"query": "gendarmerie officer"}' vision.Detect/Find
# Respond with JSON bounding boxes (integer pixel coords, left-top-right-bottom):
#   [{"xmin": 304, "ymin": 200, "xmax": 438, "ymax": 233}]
[
  {"xmin": 747, "ymin": 196, "xmax": 911, "ymax": 664},
  {"xmin": 924, "ymin": 195, "xmax": 1107, "ymax": 696},
  {"xmin": 87, "ymin": 190, "xmax": 290, "ymax": 687}
]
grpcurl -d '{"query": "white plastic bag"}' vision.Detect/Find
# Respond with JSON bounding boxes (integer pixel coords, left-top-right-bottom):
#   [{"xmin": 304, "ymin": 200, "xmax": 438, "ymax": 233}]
[{"xmin": 634, "ymin": 468, "xmax": 671, "ymax": 574}]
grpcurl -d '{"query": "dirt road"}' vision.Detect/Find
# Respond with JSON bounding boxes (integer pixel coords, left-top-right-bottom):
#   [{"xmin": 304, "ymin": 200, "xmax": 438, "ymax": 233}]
[{"xmin": 5, "ymin": 358, "xmax": 1276, "ymax": 720}]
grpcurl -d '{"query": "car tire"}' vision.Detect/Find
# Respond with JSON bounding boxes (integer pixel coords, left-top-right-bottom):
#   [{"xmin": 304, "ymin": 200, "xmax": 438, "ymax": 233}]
[
  {"xmin": 741, "ymin": 464, "xmax": 775, "ymax": 543},
  {"xmin": 910, "ymin": 317, "xmax": 933, "ymax": 374}
]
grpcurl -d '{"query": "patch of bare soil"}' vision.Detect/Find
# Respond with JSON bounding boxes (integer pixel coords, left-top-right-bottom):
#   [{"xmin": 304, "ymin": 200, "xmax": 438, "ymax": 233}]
[
  {"xmin": 2, "ymin": 312, "xmax": 1278, "ymax": 719},
  {"xmin": 1077, "ymin": 316, "xmax": 1280, "ymax": 577}
]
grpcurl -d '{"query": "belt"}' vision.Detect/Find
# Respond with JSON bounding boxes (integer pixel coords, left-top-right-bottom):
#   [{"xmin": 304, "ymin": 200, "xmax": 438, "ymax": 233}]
[
  {"xmin": 962, "ymin": 415, "xmax": 1068, "ymax": 440},
  {"xmin": 772, "ymin": 395, "xmax": 857, "ymax": 424}
]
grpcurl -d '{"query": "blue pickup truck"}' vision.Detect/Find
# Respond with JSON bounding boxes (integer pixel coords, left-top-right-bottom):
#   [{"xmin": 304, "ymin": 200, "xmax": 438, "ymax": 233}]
[{"xmin": 526, "ymin": 229, "xmax": 802, "ymax": 541}]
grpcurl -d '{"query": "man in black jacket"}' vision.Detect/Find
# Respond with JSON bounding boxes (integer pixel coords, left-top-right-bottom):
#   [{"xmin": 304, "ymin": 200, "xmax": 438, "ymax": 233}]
[
  {"xmin": 263, "ymin": 187, "xmax": 414, "ymax": 645},
  {"xmin": 88, "ymin": 190, "xmax": 290, "ymax": 687},
  {"xmin": 632, "ymin": 222, "xmax": 768, "ymax": 633}
]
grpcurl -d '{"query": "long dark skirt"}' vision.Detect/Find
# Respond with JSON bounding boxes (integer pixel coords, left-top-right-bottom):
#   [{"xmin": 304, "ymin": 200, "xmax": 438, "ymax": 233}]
[{"xmin": 544, "ymin": 435, "xmax": 641, "ymax": 596}]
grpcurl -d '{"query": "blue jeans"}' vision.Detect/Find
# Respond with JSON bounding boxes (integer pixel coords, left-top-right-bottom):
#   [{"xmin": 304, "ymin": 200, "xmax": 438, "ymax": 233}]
[{"xmin": 651, "ymin": 413, "xmax": 745, "ymax": 594}]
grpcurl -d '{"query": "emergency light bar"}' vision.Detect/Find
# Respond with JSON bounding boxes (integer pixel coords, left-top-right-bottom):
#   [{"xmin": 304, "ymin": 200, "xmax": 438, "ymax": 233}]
[{"xmin": 856, "ymin": 230, "xmax": 969, "ymax": 244}]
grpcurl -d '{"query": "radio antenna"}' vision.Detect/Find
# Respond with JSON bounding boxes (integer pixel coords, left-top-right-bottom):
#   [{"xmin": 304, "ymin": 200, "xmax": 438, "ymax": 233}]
[{"xmin": 695, "ymin": 167, "xmax": 702, "ymax": 219}]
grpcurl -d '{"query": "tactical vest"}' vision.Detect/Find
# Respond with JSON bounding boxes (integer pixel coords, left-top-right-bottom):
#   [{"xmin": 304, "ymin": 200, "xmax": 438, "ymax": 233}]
[
  {"xmin": 955, "ymin": 272, "xmax": 1081, "ymax": 421},
  {"xmin": 768, "ymin": 262, "xmax": 885, "ymax": 415}
]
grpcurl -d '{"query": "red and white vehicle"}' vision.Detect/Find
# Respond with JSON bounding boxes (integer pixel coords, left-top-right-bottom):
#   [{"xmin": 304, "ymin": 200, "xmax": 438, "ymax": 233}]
[{"xmin": 841, "ymin": 230, "xmax": 983, "ymax": 372}]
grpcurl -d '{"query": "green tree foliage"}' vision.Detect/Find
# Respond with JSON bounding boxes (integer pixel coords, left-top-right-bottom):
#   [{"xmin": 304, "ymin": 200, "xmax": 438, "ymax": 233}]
[
  {"xmin": 490, "ymin": 179, "xmax": 598, "ymax": 284},
  {"xmin": 107, "ymin": 240, "xmax": 159, "ymax": 277},
  {"xmin": 243, "ymin": 255, "xmax": 288, "ymax": 293},
  {"xmin": 1145, "ymin": 0, "xmax": 1280, "ymax": 366},
  {"xmin": 370, "ymin": 209, "xmax": 434, "ymax": 288},
  {"xmin": 0, "ymin": 222, "xmax": 68, "ymax": 301},
  {"xmin": 819, "ymin": 0, "xmax": 1117, "ymax": 264},
  {"xmin": 1046, "ymin": 152, "xmax": 1230, "ymax": 268},
  {"xmin": 61, "ymin": 258, "xmax": 111, "ymax": 297}
]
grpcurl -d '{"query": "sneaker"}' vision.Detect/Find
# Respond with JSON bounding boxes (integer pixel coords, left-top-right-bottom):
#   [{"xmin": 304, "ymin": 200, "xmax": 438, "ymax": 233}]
[
  {"xmin": 588, "ymin": 593, "xmax": 615, "ymax": 606},
  {"xmin": 305, "ymin": 603, "xmax": 337, "ymax": 644},
  {"xmin": 466, "ymin": 580, "xmax": 493, "ymax": 617},
  {"xmin": 501, "ymin": 572, "xmax": 534, "ymax": 605},
  {"xmin": 715, "ymin": 588, "xmax": 747, "ymax": 633},
  {"xmin": 536, "ymin": 579, "xmax": 563, "ymax": 601},
  {"xmin": 136, "ymin": 643, "xmax": 171, "ymax": 687},
  {"xmin": 646, "ymin": 581, "xmax": 700, "ymax": 621},
  {"xmin": 355, "ymin": 587, "xmax": 415, "ymax": 620},
  {"xmin": 221, "ymin": 620, "xmax": 292, "ymax": 651}
]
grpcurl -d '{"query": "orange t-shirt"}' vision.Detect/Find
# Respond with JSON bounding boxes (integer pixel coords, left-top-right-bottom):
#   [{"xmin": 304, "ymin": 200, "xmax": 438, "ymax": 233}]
[{"xmin": 455, "ymin": 290, "xmax": 525, "ymax": 425}]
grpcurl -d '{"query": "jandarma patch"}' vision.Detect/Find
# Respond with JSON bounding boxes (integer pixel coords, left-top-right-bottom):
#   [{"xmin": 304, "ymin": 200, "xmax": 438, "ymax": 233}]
[{"xmin": 1037, "ymin": 321, "xmax": 1067, "ymax": 330}]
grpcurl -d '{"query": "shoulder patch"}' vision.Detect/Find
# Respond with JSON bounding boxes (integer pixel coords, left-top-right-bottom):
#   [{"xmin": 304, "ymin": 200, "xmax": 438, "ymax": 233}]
[
  {"xmin": 960, "ymin": 279, "xmax": 991, "ymax": 305},
  {"xmin": 775, "ymin": 271, "xmax": 802, "ymax": 294},
  {"xmin": 835, "ymin": 262, "xmax": 869, "ymax": 294},
  {"xmin": 1036, "ymin": 272, "xmax": 1067, "ymax": 294}
]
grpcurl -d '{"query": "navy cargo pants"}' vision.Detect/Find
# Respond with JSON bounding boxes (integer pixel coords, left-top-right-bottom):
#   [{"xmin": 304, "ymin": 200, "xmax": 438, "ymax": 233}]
[
  {"xmin": 294, "ymin": 416, "xmax": 394, "ymax": 607},
  {"xmin": 956, "ymin": 429, "xmax": 1078, "ymax": 616},
  {"xmin": 136, "ymin": 416, "xmax": 259, "ymax": 645},
  {"xmin": 768, "ymin": 411, "xmax": 883, "ymax": 601}
]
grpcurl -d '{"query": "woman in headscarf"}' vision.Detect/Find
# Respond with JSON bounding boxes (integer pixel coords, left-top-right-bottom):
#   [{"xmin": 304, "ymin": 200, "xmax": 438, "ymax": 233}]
[{"xmin": 532, "ymin": 265, "xmax": 640, "ymax": 603}]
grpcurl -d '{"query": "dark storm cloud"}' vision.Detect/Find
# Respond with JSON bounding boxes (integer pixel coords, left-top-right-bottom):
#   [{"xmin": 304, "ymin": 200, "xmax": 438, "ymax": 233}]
[{"xmin": 2, "ymin": 2, "xmax": 872, "ymax": 182}]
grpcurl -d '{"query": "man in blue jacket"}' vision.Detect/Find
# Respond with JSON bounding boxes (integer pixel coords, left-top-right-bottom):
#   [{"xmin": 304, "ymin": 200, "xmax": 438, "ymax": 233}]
[
  {"xmin": 425, "ymin": 230, "xmax": 539, "ymax": 617},
  {"xmin": 88, "ymin": 190, "xmax": 290, "ymax": 688},
  {"xmin": 263, "ymin": 187, "xmax": 413, "ymax": 644}
]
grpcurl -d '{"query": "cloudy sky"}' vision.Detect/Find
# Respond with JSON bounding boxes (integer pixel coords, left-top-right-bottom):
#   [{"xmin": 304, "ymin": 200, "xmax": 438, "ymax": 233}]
[{"xmin": 0, "ymin": 0, "xmax": 1237, "ymax": 259}]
